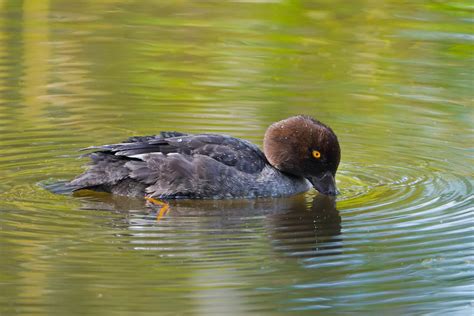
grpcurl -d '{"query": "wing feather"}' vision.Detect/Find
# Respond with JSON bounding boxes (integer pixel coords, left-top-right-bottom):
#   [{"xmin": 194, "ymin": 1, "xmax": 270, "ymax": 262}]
[
  {"xmin": 69, "ymin": 131, "xmax": 269, "ymax": 197},
  {"xmin": 80, "ymin": 132, "xmax": 267, "ymax": 174}
]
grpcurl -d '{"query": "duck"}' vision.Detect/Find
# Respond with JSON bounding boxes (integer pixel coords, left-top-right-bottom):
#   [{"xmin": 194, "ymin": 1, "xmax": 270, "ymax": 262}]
[{"xmin": 66, "ymin": 115, "xmax": 341, "ymax": 199}]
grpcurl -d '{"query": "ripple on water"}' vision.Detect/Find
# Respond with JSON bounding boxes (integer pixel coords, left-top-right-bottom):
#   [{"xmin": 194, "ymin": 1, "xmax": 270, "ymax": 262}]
[{"xmin": 0, "ymin": 111, "xmax": 472, "ymax": 314}]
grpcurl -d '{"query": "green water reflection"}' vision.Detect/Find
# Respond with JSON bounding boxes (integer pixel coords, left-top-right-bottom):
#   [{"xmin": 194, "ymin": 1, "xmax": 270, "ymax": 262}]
[{"xmin": 0, "ymin": 0, "xmax": 472, "ymax": 315}]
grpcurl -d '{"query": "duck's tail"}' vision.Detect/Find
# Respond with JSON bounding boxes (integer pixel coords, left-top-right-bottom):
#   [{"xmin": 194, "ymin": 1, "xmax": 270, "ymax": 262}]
[{"xmin": 41, "ymin": 180, "xmax": 78, "ymax": 195}]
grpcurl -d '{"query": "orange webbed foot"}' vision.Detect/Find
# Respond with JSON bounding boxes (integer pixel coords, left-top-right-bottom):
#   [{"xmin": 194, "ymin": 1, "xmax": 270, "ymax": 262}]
[{"xmin": 145, "ymin": 196, "xmax": 170, "ymax": 221}]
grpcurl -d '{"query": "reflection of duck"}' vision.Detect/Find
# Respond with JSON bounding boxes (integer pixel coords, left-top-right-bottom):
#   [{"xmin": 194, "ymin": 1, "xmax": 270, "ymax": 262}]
[
  {"xmin": 266, "ymin": 195, "xmax": 341, "ymax": 258},
  {"xmin": 73, "ymin": 192, "xmax": 341, "ymax": 260},
  {"xmin": 73, "ymin": 190, "xmax": 310, "ymax": 224},
  {"xmin": 66, "ymin": 115, "xmax": 340, "ymax": 198}
]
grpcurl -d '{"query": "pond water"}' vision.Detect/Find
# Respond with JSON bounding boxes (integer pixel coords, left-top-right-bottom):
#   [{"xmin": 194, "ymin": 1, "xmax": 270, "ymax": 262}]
[{"xmin": 0, "ymin": 0, "xmax": 473, "ymax": 315}]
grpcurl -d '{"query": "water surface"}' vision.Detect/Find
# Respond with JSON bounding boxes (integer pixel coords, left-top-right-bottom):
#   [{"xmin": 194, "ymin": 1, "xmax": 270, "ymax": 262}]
[{"xmin": 0, "ymin": 1, "xmax": 473, "ymax": 315}]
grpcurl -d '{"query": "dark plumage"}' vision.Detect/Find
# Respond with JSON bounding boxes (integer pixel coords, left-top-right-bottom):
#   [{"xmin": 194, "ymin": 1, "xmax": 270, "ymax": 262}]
[{"xmin": 67, "ymin": 115, "xmax": 341, "ymax": 199}]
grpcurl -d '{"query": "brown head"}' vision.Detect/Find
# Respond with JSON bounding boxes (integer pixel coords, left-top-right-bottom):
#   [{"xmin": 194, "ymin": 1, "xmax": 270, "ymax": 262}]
[{"xmin": 263, "ymin": 115, "xmax": 341, "ymax": 196}]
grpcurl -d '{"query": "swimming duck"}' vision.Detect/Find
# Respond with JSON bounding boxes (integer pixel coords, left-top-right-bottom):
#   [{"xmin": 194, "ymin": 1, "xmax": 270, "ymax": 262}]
[{"xmin": 67, "ymin": 115, "xmax": 341, "ymax": 199}]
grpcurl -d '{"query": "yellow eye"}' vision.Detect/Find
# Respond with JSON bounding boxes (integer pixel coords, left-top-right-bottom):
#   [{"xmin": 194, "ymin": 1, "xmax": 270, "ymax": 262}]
[{"xmin": 312, "ymin": 150, "xmax": 321, "ymax": 159}]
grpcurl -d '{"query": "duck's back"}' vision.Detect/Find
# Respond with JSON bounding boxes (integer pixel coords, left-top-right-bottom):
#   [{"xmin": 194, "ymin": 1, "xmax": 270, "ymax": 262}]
[{"xmin": 67, "ymin": 132, "xmax": 310, "ymax": 199}]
